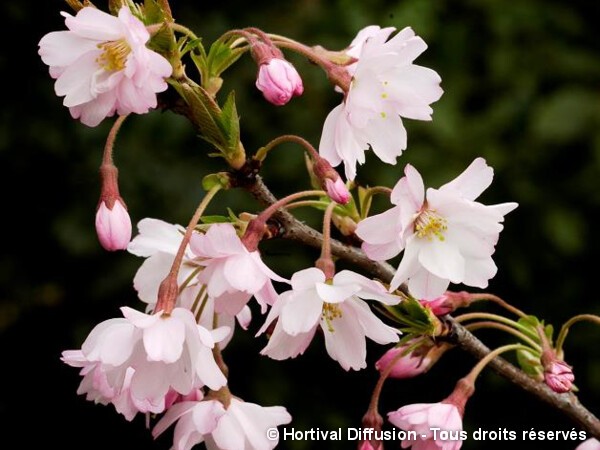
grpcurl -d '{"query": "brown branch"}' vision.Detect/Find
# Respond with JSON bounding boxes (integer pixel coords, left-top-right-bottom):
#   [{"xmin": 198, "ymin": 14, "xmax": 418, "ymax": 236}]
[{"xmin": 244, "ymin": 171, "xmax": 600, "ymax": 440}]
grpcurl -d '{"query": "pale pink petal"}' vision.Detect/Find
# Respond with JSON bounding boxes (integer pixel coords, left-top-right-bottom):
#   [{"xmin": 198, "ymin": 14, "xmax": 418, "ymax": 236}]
[
  {"xmin": 223, "ymin": 254, "xmax": 265, "ymax": 293},
  {"xmin": 439, "ymin": 157, "xmax": 493, "ymax": 201},
  {"xmin": 335, "ymin": 271, "xmax": 401, "ymax": 305},
  {"xmin": 461, "ymin": 256, "xmax": 497, "ymax": 288},
  {"xmin": 356, "ymin": 207, "xmax": 401, "ymax": 245},
  {"xmin": 196, "ymin": 347, "xmax": 227, "ymax": 390},
  {"xmin": 389, "ymin": 236, "xmax": 422, "ymax": 291},
  {"xmin": 417, "ymin": 240, "xmax": 465, "ymax": 282},
  {"xmin": 121, "ymin": 306, "xmax": 160, "ymax": 328},
  {"xmin": 152, "ymin": 401, "xmax": 197, "ymax": 438},
  {"xmin": 249, "ymin": 250, "xmax": 289, "ymax": 283},
  {"xmin": 281, "ymin": 289, "xmax": 323, "ymax": 335},
  {"xmin": 211, "ymin": 411, "xmax": 246, "ymax": 450},
  {"xmin": 71, "ymin": 91, "xmax": 117, "ymax": 127},
  {"xmin": 38, "ymin": 31, "xmax": 99, "ymax": 68},
  {"xmin": 408, "ymin": 269, "xmax": 450, "ymax": 300},
  {"xmin": 367, "ymin": 108, "xmax": 406, "ymax": 164},
  {"xmin": 362, "ymin": 241, "xmax": 403, "ymax": 261},
  {"xmin": 315, "ymin": 281, "xmax": 360, "ymax": 303},
  {"xmin": 319, "ymin": 104, "xmax": 344, "ymax": 168},
  {"xmin": 191, "ymin": 400, "xmax": 226, "ymax": 434},
  {"xmin": 236, "ymin": 306, "xmax": 252, "ymax": 330},
  {"xmin": 261, "ymin": 320, "xmax": 317, "ymax": 360},
  {"xmin": 128, "ymin": 218, "xmax": 185, "ymax": 256},
  {"xmin": 392, "ymin": 163, "xmax": 425, "ymax": 210},
  {"xmin": 253, "ymin": 281, "xmax": 278, "ymax": 313},
  {"xmin": 64, "ymin": 8, "xmax": 123, "ymax": 41},
  {"xmin": 82, "ymin": 319, "xmax": 136, "ymax": 365},
  {"xmin": 322, "ymin": 303, "xmax": 366, "ymax": 370},
  {"xmin": 290, "ymin": 267, "xmax": 326, "ymax": 291},
  {"xmin": 54, "ymin": 50, "xmax": 99, "ymax": 106},
  {"xmin": 132, "ymin": 252, "xmax": 174, "ymax": 304},
  {"xmin": 347, "ymin": 299, "xmax": 399, "ymax": 344},
  {"xmin": 386, "ymin": 65, "xmax": 443, "ymax": 120},
  {"xmin": 143, "ymin": 316, "xmax": 186, "ymax": 363},
  {"xmin": 214, "ymin": 290, "xmax": 251, "ymax": 316}
]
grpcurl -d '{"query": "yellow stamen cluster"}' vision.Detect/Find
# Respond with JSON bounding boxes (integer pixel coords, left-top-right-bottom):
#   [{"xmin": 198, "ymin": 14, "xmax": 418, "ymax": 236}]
[
  {"xmin": 97, "ymin": 39, "xmax": 131, "ymax": 72},
  {"xmin": 415, "ymin": 209, "xmax": 448, "ymax": 241},
  {"xmin": 322, "ymin": 303, "xmax": 343, "ymax": 333}
]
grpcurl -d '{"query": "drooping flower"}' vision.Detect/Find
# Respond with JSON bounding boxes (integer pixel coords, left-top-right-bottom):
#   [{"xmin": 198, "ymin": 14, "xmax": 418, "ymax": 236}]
[
  {"xmin": 388, "ymin": 402, "xmax": 464, "ymax": 450},
  {"xmin": 190, "ymin": 223, "xmax": 288, "ymax": 315},
  {"xmin": 319, "ymin": 27, "xmax": 443, "ymax": 180},
  {"xmin": 388, "ymin": 377, "xmax": 473, "ymax": 450},
  {"xmin": 62, "ymin": 306, "xmax": 229, "ymax": 416},
  {"xmin": 152, "ymin": 397, "xmax": 292, "ymax": 450},
  {"xmin": 258, "ymin": 267, "xmax": 400, "ymax": 371},
  {"xmin": 95, "ymin": 198, "xmax": 132, "ymax": 251},
  {"xmin": 376, "ymin": 342, "xmax": 431, "ymax": 379},
  {"xmin": 38, "ymin": 6, "xmax": 172, "ymax": 127},
  {"xmin": 356, "ymin": 158, "xmax": 518, "ymax": 299}
]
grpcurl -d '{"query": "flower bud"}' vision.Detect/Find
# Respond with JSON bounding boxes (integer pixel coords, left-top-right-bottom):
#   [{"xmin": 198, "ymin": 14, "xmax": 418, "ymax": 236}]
[
  {"xmin": 256, "ymin": 58, "xmax": 304, "ymax": 106},
  {"xmin": 95, "ymin": 198, "xmax": 132, "ymax": 251},
  {"xmin": 543, "ymin": 358, "xmax": 575, "ymax": 393},
  {"xmin": 419, "ymin": 291, "xmax": 472, "ymax": 316},
  {"xmin": 325, "ymin": 177, "xmax": 351, "ymax": 204},
  {"xmin": 375, "ymin": 340, "xmax": 449, "ymax": 379}
]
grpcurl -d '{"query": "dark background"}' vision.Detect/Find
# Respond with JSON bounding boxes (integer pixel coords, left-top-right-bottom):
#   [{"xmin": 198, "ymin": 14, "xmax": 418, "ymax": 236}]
[{"xmin": 1, "ymin": 0, "xmax": 599, "ymax": 449}]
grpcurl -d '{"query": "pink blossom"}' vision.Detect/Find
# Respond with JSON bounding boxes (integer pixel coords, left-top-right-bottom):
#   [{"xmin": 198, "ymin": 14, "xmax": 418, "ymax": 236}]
[
  {"xmin": 388, "ymin": 403, "xmax": 464, "ymax": 450},
  {"xmin": 325, "ymin": 177, "xmax": 351, "ymax": 204},
  {"xmin": 258, "ymin": 267, "xmax": 400, "ymax": 370},
  {"xmin": 356, "ymin": 158, "xmax": 518, "ymax": 299},
  {"xmin": 95, "ymin": 199, "xmax": 132, "ymax": 251},
  {"xmin": 319, "ymin": 27, "xmax": 443, "ymax": 180},
  {"xmin": 153, "ymin": 398, "xmax": 292, "ymax": 450},
  {"xmin": 190, "ymin": 223, "xmax": 288, "ymax": 315},
  {"xmin": 38, "ymin": 7, "xmax": 172, "ymax": 126},
  {"xmin": 375, "ymin": 344, "xmax": 430, "ymax": 379},
  {"xmin": 62, "ymin": 307, "xmax": 229, "ymax": 416},
  {"xmin": 256, "ymin": 58, "xmax": 304, "ymax": 105},
  {"xmin": 544, "ymin": 359, "xmax": 575, "ymax": 393},
  {"xmin": 576, "ymin": 439, "xmax": 600, "ymax": 450}
]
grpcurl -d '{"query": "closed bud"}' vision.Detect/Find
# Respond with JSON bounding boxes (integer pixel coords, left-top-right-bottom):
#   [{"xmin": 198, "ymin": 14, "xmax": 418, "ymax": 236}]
[
  {"xmin": 256, "ymin": 59, "xmax": 304, "ymax": 106},
  {"xmin": 95, "ymin": 199, "xmax": 132, "ymax": 251}
]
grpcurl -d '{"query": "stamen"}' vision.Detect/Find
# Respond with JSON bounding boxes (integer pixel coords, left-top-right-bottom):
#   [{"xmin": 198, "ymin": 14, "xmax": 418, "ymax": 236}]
[
  {"xmin": 322, "ymin": 303, "xmax": 343, "ymax": 333},
  {"xmin": 97, "ymin": 39, "xmax": 131, "ymax": 72},
  {"xmin": 415, "ymin": 209, "xmax": 448, "ymax": 241}
]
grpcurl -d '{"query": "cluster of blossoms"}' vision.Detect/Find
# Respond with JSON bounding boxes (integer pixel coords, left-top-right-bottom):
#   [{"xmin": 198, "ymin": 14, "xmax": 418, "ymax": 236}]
[{"xmin": 40, "ymin": 3, "xmax": 592, "ymax": 450}]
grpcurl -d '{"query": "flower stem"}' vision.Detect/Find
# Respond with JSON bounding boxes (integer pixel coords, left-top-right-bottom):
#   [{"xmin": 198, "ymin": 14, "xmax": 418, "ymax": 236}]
[
  {"xmin": 170, "ymin": 23, "xmax": 200, "ymax": 40},
  {"xmin": 155, "ymin": 185, "xmax": 222, "ymax": 313},
  {"xmin": 315, "ymin": 202, "xmax": 337, "ymax": 278},
  {"xmin": 102, "ymin": 115, "xmax": 128, "ymax": 166},
  {"xmin": 465, "ymin": 321, "xmax": 542, "ymax": 351},
  {"xmin": 455, "ymin": 312, "xmax": 538, "ymax": 342},
  {"xmin": 555, "ymin": 314, "xmax": 600, "ymax": 356},
  {"xmin": 360, "ymin": 186, "xmax": 392, "ymax": 218},
  {"xmin": 254, "ymin": 134, "xmax": 320, "ymax": 162},
  {"xmin": 284, "ymin": 200, "xmax": 330, "ymax": 210},
  {"xmin": 367, "ymin": 348, "xmax": 407, "ymax": 414},
  {"xmin": 465, "ymin": 343, "xmax": 527, "ymax": 384},
  {"xmin": 468, "ymin": 293, "xmax": 528, "ymax": 319}
]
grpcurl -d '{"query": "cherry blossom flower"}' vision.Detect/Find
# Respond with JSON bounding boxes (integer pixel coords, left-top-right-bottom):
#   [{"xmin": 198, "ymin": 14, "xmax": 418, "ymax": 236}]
[
  {"xmin": 62, "ymin": 307, "xmax": 229, "ymax": 415},
  {"xmin": 38, "ymin": 6, "xmax": 172, "ymax": 127},
  {"xmin": 258, "ymin": 267, "xmax": 400, "ymax": 371},
  {"xmin": 256, "ymin": 58, "xmax": 304, "ymax": 106},
  {"xmin": 190, "ymin": 223, "xmax": 288, "ymax": 315},
  {"xmin": 356, "ymin": 158, "xmax": 518, "ymax": 299},
  {"xmin": 152, "ymin": 398, "xmax": 292, "ymax": 450},
  {"xmin": 95, "ymin": 199, "xmax": 132, "ymax": 251},
  {"xmin": 319, "ymin": 27, "xmax": 443, "ymax": 180},
  {"xmin": 388, "ymin": 402, "xmax": 464, "ymax": 450}
]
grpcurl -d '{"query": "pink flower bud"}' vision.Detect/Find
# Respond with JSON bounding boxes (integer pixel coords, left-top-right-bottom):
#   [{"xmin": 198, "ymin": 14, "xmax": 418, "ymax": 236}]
[
  {"xmin": 576, "ymin": 439, "xmax": 600, "ymax": 450},
  {"xmin": 419, "ymin": 291, "xmax": 472, "ymax": 316},
  {"xmin": 95, "ymin": 199, "xmax": 132, "ymax": 251},
  {"xmin": 256, "ymin": 59, "xmax": 304, "ymax": 106},
  {"xmin": 543, "ymin": 359, "xmax": 574, "ymax": 393},
  {"xmin": 325, "ymin": 177, "xmax": 351, "ymax": 204},
  {"xmin": 359, "ymin": 441, "xmax": 383, "ymax": 450},
  {"xmin": 375, "ymin": 346, "xmax": 429, "ymax": 379}
]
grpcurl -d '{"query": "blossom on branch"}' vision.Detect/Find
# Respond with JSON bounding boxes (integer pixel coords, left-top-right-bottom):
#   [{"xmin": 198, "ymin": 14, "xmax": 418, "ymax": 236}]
[
  {"xmin": 152, "ymin": 397, "xmax": 292, "ymax": 450},
  {"xmin": 356, "ymin": 158, "xmax": 517, "ymax": 299},
  {"xmin": 258, "ymin": 267, "xmax": 400, "ymax": 370},
  {"xmin": 61, "ymin": 306, "xmax": 229, "ymax": 418},
  {"xmin": 38, "ymin": 6, "xmax": 172, "ymax": 126},
  {"xmin": 190, "ymin": 223, "xmax": 288, "ymax": 315},
  {"xmin": 319, "ymin": 26, "xmax": 443, "ymax": 180}
]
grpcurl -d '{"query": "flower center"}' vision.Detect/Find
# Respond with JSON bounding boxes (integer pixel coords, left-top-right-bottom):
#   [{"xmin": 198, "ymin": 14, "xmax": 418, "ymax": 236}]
[
  {"xmin": 415, "ymin": 209, "xmax": 447, "ymax": 241},
  {"xmin": 97, "ymin": 39, "xmax": 131, "ymax": 72},
  {"xmin": 322, "ymin": 303, "xmax": 343, "ymax": 332}
]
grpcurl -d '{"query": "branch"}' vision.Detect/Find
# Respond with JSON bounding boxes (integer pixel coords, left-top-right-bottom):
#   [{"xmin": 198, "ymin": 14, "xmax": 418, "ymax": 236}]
[{"xmin": 244, "ymin": 172, "xmax": 600, "ymax": 439}]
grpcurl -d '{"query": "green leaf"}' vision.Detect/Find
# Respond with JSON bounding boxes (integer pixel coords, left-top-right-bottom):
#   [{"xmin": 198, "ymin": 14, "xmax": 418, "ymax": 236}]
[
  {"xmin": 517, "ymin": 347, "xmax": 543, "ymax": 377},
  {"xmin": 143, "ymin": 0, "xmax": 165, "ymax": 24},
  {"xmin": 176, "ymin": 83, "xmax": 226, "ymax": 148},
  {"xmin": 181, "ymin": 37, "xmax": 204, "ymax": 56},
  {"xmin": 206, "ymin": 39, "xmax": 246, "ymax": 78},
  {"xmin": 219, "ymin": 91, "xmax": 240, "ymax": 152}
]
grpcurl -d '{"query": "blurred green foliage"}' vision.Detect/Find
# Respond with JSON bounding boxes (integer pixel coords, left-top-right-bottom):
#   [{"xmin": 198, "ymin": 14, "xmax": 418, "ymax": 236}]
[{"xmin": 1, "ymin": 0, "xmax": 599, "ymax": 449}]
